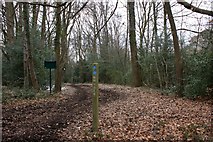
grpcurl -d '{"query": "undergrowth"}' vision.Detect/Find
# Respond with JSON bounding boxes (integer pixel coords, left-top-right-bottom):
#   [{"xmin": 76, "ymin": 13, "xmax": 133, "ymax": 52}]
[{"xmin": 2, "ymin": 86, "xmax": 52, "ymax": 103}]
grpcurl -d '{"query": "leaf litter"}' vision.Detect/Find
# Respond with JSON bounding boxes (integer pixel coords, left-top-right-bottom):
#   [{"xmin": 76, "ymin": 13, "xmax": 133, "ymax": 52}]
[{"xmin": 2, "ymin": 83, "xmax": 212, "ymax": 141}]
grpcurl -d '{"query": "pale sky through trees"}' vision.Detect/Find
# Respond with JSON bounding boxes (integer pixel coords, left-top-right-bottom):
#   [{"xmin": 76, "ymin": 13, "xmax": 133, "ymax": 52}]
[
  {"xmin": 77, "ymin": 0, "xmax": 212, "ymax": 45},
  {"xmin": 0, "ymin": 0, "xmax": 212, "ymax": 48},
  {"xmin": 116, "ymin": 0, "xmax": 212, "ymax": 43}
]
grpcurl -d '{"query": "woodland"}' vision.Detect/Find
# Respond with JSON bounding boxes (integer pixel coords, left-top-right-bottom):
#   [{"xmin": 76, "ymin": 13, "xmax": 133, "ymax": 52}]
[{"xmin": 1, "ymin": 0, "xmax": 213, "ymax": 141}]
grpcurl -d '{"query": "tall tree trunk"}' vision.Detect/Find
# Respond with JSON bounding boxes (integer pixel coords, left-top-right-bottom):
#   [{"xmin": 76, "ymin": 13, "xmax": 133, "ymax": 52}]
[
  {"xmin": 100, "ymin": 3, "xmax": 109, "ymax": 61},
  {"xmin": 164, "ymin": 2, "xmax": 183, "ymax": 96},
  {"xmin": 32, "ymin": 3, "xmax": 40, "ymax": 32},
  {"xmin": 5, "ymin": 2, "xmax": 14, "ymax": 44},
  {"xmin": 77, "ymin": 25, "xmax": 83, "ymax": 83},
  {"xmin": 41, "ymin": 2, "xmax": 46, "ymax": 49},
  {"xmin": 146, "ymin": 6, "xmax": 150, "ymax": 52},
  {"xmin": 124, "ymin": 4, "xmax": 129, "ymax": 68},
  {"xmin": 163, "ymin": 5, "xmax": 168, "ymax": 54},
  {"xmin": 23, "ymin": 40, "xmax": 29, "ymax": 89},
  {"xmin": 92, "ymin": 4, "xmax": 98, "ymax": 61},
  {"xmin": 17, "ymin": 3, "xmax": 23, "ymax": 34},
  {"xmin": 18, "ymin": 3, "xmax": 28, "ymax": 89},
  {"xmin": 23, "ymin": 3, "xmax": 39, "ymax": 91},
  {"xmin": 153, "ymin": 2, "xmax": 159, "ymax": 53},
  {"xmin": 61, "ymin": 8, "xmax": 69, "ymax": 84},
  {"xmin": 153, "ymin": 2, "xmax": 162, "ymax": 88},
  {"xmin": 163, "ymin": 4, "xmax": 169, "ymax": 88},
  {"xmin": 128, "ymin": 1, "xmax": 142, "ymax": 87},
  {"xmin": 55, "ymin": 3, "xmax": 62, "ymax": 92}
]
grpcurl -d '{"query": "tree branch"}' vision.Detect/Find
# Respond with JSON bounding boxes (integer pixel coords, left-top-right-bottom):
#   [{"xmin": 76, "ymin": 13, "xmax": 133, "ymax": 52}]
[
  {"xmin": 20, "ymin": 2, "xmax": 67, "ymax": 8},
  {"xmin": 95, "ymin": 0, "xmax": 118, "ymax": 37},
  {"xmin": 177, "ymin": 0, "xmax": 213, "ymax": 17},
  {"xmin": 177, "ymin": 28, "xmax": 200, "ymax": 34},
  {"xmin": 59, "ymin": 2, "xmax": 73, "ymax": 14},
  {"xmin": 71, "ymin": 1, "xmax": 88, "ymax": 19}
]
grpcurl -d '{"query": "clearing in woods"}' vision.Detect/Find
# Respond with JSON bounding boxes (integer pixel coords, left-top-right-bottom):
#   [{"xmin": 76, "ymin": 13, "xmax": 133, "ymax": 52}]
[{"xmin": 2, "ymin": 84, "xmax": 212, "ymax": 141}]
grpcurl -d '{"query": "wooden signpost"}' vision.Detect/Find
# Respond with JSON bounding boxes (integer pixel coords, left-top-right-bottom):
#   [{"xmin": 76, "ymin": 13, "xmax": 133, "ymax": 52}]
[{"xmin": 92, "ymin": 63, "xmax": 99, "ymax": 132}]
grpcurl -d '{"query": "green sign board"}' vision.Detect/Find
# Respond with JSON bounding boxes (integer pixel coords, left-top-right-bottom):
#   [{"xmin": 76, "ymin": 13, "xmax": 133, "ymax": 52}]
[
  {"xmin": 44, "ymin": 61, "xmax": 56, "ymax": 94},
  {"xmin": 44, "ymin": 61, "xmax": 56, "ymax": 69}
]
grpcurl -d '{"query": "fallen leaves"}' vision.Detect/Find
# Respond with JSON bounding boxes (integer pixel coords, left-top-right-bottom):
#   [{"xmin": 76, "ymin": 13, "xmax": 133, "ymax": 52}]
[{"xmin": 2, "ymin": 83, "xmax": 212, "ymax": 141}]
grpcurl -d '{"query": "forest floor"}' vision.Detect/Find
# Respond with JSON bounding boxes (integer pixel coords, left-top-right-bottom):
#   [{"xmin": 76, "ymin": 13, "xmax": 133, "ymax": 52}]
[{"xmin": 2, "ymin": 83, "xmax": 213, "ymax": 141}]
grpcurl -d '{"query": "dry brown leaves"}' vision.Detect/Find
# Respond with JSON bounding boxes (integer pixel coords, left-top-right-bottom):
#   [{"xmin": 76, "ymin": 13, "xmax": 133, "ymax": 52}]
[
  {"xmin": 60, "ymin": 84, "xmax": 212, "ymax": 141},
  {"xmin": 3, "ymin": 84, "xmax": 212, "ymax": 141}
]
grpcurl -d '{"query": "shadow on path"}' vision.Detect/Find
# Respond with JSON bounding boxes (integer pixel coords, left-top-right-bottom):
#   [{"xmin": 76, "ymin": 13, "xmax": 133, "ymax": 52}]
[{"xmin": 3, "ymin": 84, "xmax": 128, "ymax": 141}]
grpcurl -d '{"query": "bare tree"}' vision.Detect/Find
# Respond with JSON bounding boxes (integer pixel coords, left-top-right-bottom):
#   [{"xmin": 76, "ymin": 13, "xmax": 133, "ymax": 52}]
[
  {"xmin": 128, "ymin": 1, "xmax": 142, "ymax": 87},
  {"xmin": 54, "ymin": 2, "xmax": 88, "ymax": 92},
  {"xmin": 136, "ymin": 2, "xmax": 151, "ymax": 54},
  {"xmin": 32, "ymin": 3, "xmax": 40, "ymax": 32},
  {"xmin": 164, "ymin": 2, "xmax": 183, "ymax": 96},
  {"xmin": 5, "ymin": 2, "xmax": 14, "ymax": 44},
  {"xmin": 23, "ymin": 3, "xmax": 39, "ymax": 90},
  {"xmin": 54, "ymin": 2, "xmax": 62, "ymax": 92},
  {"xmin": 41, "ymin": 2, "xmax": 46, "ymax": 49}
]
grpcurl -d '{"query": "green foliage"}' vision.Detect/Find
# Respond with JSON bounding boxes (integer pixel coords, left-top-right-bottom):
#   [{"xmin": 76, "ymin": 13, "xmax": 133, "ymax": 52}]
[
  {"xmin": 183, "ymin": 51, "xmax": 212, "ymax": 98},
  {"xmin": 63, "ymin": 61, "xmax": 76, "ymax": 83},
  {"xmin": 139, "ymin": 52, "xmax": 156, "ymax": 86},
  {"xmin": 138, "ymin": 51, "xmax": 175, "ymax": 89},
  {"xmin": 31, "ymin": 29, "xmax": 55, "ymax": 87},
  {"xmin": 2, "ymin": 39, "xmax": 24, "ymax": 86},
  {"xmin": 184, "ymin": 79, "xmax": 207, "ymax": 99},
  {"xmin": 2, "ymin": 86, "xmax": 35, "ymax": 103},
  {"xmin": 2, "ymin": 86, "xmax": 49, "ymax": 103},
  {"xmin": 67, "ymin": 45, "xmax": 131, "ymax": 85},
  {"xmin": 71, "ymin": 60, "xmax": 92, "ymax": 83},
  {"xmin": 2, "ymin": 30, "xmax": 55, "ymax": 89},
  {"xmin": 99, "ymin": 60, "xmax": 131, "ymax": 85},
  {"xmin": 67, "ymin": 58, "xmax": 131, "ymax": 85}
]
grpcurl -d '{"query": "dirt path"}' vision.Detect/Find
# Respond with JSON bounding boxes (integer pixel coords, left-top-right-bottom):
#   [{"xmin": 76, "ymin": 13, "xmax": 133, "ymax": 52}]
[
  {"xmin": 3, "ymin": 84, "xmax": 90, "ymax": 141},
  {"xmin": 2, "ymin": 84, "xmax": 212, "ymax": 141}
]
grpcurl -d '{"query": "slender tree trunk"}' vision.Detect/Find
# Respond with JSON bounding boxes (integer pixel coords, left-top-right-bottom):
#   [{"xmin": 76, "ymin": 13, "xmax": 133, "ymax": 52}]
[
  {"xmin": 92, "ymin": 4, "xmax": 98, "ymax": 61},
  {"xmin": 32, "ymin": 3, "xmax": 40, "ymax": 31},
  {"xmin": 5, "ymin": 2, "xmax": 14, "ymax": 44},
  {"xmin": 77, "ymin": 26, "xmax": 83, "ymax": 83},
  {"xmin": 17, "ymin": 3, "xmax": 23, "ymax": 34},
  {"xmin": 21, "ymin": 2, "xmax": 27, "ymax": 88},
  {"xmin": 41, "ymin": 2, "xmax": 46, "ymax": 49},
  {"xmin": 100, "ymin": 3, "xmax": 109, "ymax": 61},
  {"xmin": 146, "ymin": 11, "xmax": 150, "ymax": 52},
  {"xmin": 152, "ymin": 2, "xmax": 162, "ymax": 88},
  {"xmin": 23, "ymin": 3, "xmax": 39, "ymax": 91},
  {"xmin": 100, "ymin": 26, "xmax": 109, "ymax": 61},
  {"xmin": 128, "ymin": 1, "xmax": 142, "ymax": 87},
  {"xmin": 60, "ymin": 9, "xmax": 67, "ymax": 84},
  {"xmin": 209, "ymin": 23, "xmax": 213, "ymax": 89},
  {"xmin": 163, "ymin": 4, "xmax": 169, "ymax": 88},
  {"xmin": 55, "ymin": 3, "xmax": 62, "ymax": 92},
  {"xmin": 17, "ymin": 3, "xmax": 28, "ymax": 88},
  {"xmin": 124, "ymin": 5, "xmax": 129, "ymax": 67},
  {"xmin": 163, "ymin": 5, "xmax": 168, "ymax": 54},
  {"xmin": 153, "ymin": 2, "xmax": 159, "ymax": 53},
  {"xmin": 164, "ymin": 2, "xmax": 183, "ymax": 96}
]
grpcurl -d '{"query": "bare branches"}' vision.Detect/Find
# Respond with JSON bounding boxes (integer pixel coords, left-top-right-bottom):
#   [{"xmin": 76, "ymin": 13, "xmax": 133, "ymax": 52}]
[
  {"xmin": 20, "ymin": 2, "xmax": 67, "ymax": 8},
  {"xmin": 177, "ymin": 0, "xmax": 213, "ymax": 17},
  {"xmin": 94, "ymin": 0, "xmax": 118, "ymax": 37},
  {"xmin": 71, "ymin": 1, "xmax": 88, "ymax": 19}
]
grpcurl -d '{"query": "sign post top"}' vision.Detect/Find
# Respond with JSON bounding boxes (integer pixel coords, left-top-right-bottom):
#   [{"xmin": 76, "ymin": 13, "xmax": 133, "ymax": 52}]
[{"xmin": 44, "ymin": 61, "xmax": 56, "ymax": 69}]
